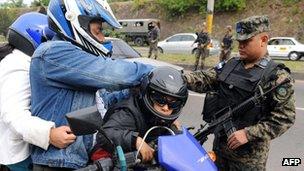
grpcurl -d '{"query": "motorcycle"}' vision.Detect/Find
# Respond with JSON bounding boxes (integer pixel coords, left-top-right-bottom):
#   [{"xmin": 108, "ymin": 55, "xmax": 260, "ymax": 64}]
[{"xmin": 65, "ymin": 106, "xmax": 218, "ymax": 171}]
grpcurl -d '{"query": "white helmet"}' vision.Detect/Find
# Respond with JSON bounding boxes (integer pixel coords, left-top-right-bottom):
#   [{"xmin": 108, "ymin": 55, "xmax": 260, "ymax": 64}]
[{"xmin": 47, "ymin": 0, "xmax": 121, "ymax": 56}]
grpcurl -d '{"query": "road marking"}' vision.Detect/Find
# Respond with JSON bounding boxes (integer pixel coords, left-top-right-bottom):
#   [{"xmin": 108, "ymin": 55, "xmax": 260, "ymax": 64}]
[
  {"xmin": 295, "ymin": 80, "xmax": 304, "ymax": 83},
  {"xmin": 189, "ymin": 92, "xmax": 205, "ymax": 97},
  {"xmin": 296, "ymin": 107, "xmax": 304, "ymax": 111}
]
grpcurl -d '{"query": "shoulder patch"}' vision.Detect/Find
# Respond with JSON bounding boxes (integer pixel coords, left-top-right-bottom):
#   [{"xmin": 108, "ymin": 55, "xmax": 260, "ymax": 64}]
[
  {"xmin": 276, "ymin": 87, "xmax": 287, "ymax": 97},
  {"xmin": 258, "ymin": 58, "xmax": 270, "ymax": 68},
  {"xmin": 215, "ymin": 61, "xmax": 225, "ymax": 70},
  {"xmin": 274, "ymin": 69, "xmax": 293, "ymax": 100}
]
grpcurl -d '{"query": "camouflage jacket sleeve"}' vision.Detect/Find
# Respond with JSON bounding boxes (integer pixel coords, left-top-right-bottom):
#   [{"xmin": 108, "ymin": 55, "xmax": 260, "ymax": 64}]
[
  {"xmin": 183, "ymin": 68, "xmax": 218, "ymax": 93},
  {"xmin": 245, "ymin": 69, "xmax": 296, "ymax": 141}
]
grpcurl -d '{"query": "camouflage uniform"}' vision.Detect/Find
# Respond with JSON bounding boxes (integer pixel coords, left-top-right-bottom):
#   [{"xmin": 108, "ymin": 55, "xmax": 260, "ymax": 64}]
[
  {"xmin": 194, "ymin": 31, "xmax": 210, "ymax": 70},
  {"xmin": 184, "ymin": 16, "xmax": 296, "ymax": 171},
  {"xmin": 148, "ymin": 25, "xmax": 160, "ymax": 59},
  {"xmin": 219, "ymin": 29, "xmax": 233, "ymax": 62}
]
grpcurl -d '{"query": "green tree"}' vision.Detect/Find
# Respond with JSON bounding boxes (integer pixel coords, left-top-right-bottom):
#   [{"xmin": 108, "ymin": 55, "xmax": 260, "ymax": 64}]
[
  {"xmin": 157, "ymin": 0, "xmax": 198, "ymax": 16},
  {"xmin": 0, "ymin": 0, "xmax": 25, "ymax": 8},
  {"xmin": 108, "ymin": 0, "xmax": 130, "ymax": 2},
  {"xmin": 0, "ymin": 8, "xmax": 19, "ymax": 35},
  {"xmin": 30, "ymin": 0, "xmax": 50, "ymax": 7},
  {"xmin": 214, "ymin": 0, "xmax": 246, "ymax": 11},
  {"xmin": 0, "ymin": 9, "xmax": 11, "ymax": 35},
  {"xmin": 155, "ymin": 0, "xmax": 246, "ymax": 17}
]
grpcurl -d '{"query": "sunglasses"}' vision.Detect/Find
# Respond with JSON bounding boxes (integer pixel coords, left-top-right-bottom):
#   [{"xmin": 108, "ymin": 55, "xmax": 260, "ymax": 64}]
[{"xmin": 150, "ymin": 92, "xmax": 182, "ymax": 110}]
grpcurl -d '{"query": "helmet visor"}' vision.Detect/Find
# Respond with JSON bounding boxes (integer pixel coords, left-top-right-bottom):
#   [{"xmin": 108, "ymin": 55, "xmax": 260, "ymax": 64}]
[{"xmin": 149, "ymin": 91, "xmax": 182, "ymax": 110}]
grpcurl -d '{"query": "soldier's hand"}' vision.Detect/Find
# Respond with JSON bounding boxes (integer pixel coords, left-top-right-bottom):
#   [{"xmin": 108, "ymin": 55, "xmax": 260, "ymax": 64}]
[
  {"xmin": 227, "ymin": 129, "xmax": 248, "ymax": 150},
  {"xmin": 49, "ymin": 126, "xmax": 76, "ymax": 149}
]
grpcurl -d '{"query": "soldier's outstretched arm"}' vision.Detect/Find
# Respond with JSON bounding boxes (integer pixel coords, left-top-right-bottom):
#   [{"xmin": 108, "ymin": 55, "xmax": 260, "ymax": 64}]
[
  {"xmin": 244, "ymin": 69, "xmax": 296, "ymax": 141},
  {"xmin": 183, "ymin": 68, "xmax": 217, "ymax": 93}
]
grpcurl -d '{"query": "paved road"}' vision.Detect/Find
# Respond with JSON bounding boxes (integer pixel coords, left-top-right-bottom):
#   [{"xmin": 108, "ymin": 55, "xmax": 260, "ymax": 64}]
[{"xmin": 178, "ymin": 80, "xmax": 304, "ymax": 171}]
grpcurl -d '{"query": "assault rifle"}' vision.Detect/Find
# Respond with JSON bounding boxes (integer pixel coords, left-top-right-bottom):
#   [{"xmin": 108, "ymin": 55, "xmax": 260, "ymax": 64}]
[{"xmin": 194, "ymin": 77, "xmax": 290, "ymax": 144}]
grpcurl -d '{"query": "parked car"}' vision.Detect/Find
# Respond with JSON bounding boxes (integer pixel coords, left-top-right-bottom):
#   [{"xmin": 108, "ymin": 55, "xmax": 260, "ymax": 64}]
[
  {"xmin": 267, "ymin": 37, "xmax": 304, "ymax": 61},
  {"xmin": 117, "ymin": 19, "xmax": 159, "ymax": 46},
  {"xmin": 157, "ymin": 33, "xmax": 220, "ymax": 56},
  {"xmin": 105, "ymin": 37, "xmax": 184, "ymax": 71}
]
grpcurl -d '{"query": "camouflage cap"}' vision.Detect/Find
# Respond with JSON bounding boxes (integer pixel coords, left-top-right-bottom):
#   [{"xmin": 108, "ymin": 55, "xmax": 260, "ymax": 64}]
[{"xmin": 235, "ymin": 15, "xmax": 270, "ymax": 41}]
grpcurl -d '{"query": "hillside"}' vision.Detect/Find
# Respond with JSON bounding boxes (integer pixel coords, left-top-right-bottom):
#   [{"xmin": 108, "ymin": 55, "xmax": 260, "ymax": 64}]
[{"xmin": 110, "ymin": 0, "xmax": 304, "ymax": 42}]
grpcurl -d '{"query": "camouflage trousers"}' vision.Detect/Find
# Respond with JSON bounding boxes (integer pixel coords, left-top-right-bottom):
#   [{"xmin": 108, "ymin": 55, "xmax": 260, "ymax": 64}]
[
  {"xmin": 213, "ymin": 137, "xmax": 270, "ymax": 171},
  {"xmin": 148, "ymin": 41, "xmax": 158, "ymax": 59},
  {"xmin": 194, "ymin": 47, "xmax": 209, "ymax": 70},
  {"xmin": 215, "ymin": 154, "xmax": 266, "ymax": 171},
  {"xmin": 219, "ymin": 48, "xmax": 232, "ymax": 62}
]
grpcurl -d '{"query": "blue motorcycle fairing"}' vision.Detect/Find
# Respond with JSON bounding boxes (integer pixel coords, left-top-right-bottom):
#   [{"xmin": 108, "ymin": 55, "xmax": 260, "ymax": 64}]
[{"xmin": 158, "ymin": 127, "xmax": 218, "ymax": 171}]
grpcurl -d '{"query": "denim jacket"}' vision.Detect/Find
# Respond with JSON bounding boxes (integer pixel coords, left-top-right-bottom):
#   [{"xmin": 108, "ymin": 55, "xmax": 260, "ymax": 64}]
[{"xmin": 29, "ymin": 40, "xmax": 152, "ymax": 169}]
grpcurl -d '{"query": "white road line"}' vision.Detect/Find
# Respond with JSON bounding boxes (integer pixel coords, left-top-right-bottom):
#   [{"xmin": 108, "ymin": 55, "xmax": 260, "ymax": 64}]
[
  {"xmin": 295, "ymin": 80, "xmax": 304, "ymax": 83},
  {"xmin": 296, "ymin": 107, "xmax": 304, "ymax": 111},
  {"xmin": 189, "ymin": 92, "xmax": 205, "ymax": 97}
]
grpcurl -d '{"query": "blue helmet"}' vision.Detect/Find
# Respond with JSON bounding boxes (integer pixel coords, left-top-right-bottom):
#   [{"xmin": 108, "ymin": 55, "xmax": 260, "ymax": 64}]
[
  {"xmin": 8, "ymin": 12, "xmax": 55, "ymax": 56},
  {"xmin": 47, "ymin": 0, "xmax": 121, "ymax": 56}
]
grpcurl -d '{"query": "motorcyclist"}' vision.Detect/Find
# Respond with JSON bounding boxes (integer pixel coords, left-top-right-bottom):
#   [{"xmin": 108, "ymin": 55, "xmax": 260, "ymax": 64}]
[
  {"xmin": 101, "ymin": 67, "xmax": 188, "ymax": 162},
  {"xmin": 0, "ymin": 12, "xmax": 75, "ymax": 171},
  {"xmin": 29, "ymin": 0, "xmax": 152, "ymax": 170}
]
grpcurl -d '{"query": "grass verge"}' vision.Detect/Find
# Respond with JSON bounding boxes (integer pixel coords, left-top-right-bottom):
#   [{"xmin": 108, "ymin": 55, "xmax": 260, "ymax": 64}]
[{"xmin": 0, "ymin": 35, "xmax": 7, "ymax": 43}]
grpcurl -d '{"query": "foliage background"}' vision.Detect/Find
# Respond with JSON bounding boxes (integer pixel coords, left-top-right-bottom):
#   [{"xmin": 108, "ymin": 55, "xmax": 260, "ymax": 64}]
[{"xmin": 0, "ymin": 0, "xmax": 50, "ymax": 37}]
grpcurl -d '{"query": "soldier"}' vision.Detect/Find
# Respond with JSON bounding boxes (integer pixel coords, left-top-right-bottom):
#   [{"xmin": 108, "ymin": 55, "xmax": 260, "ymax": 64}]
[
  {"xmin": 147, "ymin": 21, "xmax": 160, "ymax": 59},
  {"xmin": 184, "ymin": 15, "xmax": 295, "ymax": 170},
  {"xmin": 192, "ymin": 23, "xmax": 211, "ymax": 70},
  {"xmin": 219, "ymin": 25, "xmax": 233, "ymax": 62}
]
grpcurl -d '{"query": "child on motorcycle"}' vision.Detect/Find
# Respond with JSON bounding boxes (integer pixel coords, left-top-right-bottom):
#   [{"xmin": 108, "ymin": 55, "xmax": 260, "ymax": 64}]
[{"xmin": 101, "ymin": 67, "xmax": 188, "ymax": 162}]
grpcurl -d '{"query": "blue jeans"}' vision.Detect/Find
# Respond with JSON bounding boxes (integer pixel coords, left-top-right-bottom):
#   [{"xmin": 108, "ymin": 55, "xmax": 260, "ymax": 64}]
[{"xmin": 7, "ymin": 157, "xmax": 32, "ymax": 171}]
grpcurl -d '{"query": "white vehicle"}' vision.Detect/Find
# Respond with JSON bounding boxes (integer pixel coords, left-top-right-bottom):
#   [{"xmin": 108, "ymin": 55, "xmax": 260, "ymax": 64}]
[
  {"xmin": 157, "ymin": 33, "xmax": 220, "ymax": 55},
  {"xmin": 267, "ymin": 37, "xmax": 304, "ymax": 61}
]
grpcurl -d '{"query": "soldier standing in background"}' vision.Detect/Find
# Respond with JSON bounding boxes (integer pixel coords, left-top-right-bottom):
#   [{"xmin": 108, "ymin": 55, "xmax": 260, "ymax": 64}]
[
  {"xmin": 192, "ymin": 23, "xmax": 210, "ymax": 70},
  {"xmin": 184, "ymin": 15, "xmax": 295, "ymax": 170},
  {"xmin": 147, "ymin": 21, "xmax": 160, "ymax": 59},
  {"xmin": 219, "ymin": 25, "xmax": 233, "ymax": 62}
]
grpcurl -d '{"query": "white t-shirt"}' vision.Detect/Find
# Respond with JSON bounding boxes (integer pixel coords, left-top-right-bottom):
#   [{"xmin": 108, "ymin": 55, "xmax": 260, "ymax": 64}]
[{"xmin": 0, "ymin": 49, "xmax": 54, "ymax": 165}]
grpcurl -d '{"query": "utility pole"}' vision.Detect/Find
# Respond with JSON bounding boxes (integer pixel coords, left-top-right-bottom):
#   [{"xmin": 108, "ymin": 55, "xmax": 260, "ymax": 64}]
[{"xmin": 206, "ymin": 0, "xmax": 214, "ymax": 34}]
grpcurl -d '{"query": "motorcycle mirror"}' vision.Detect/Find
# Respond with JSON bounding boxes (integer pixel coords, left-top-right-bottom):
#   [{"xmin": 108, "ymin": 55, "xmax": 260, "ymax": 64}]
[{"xmin": 65, "ymin": 105, "xmax": 102, "ymax": 136}]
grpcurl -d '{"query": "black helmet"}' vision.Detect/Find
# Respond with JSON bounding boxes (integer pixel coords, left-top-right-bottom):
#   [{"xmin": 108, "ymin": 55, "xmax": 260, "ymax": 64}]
[{"xmin": 140, "ymin": 67, "xmax": 188, "ymax": 126}]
